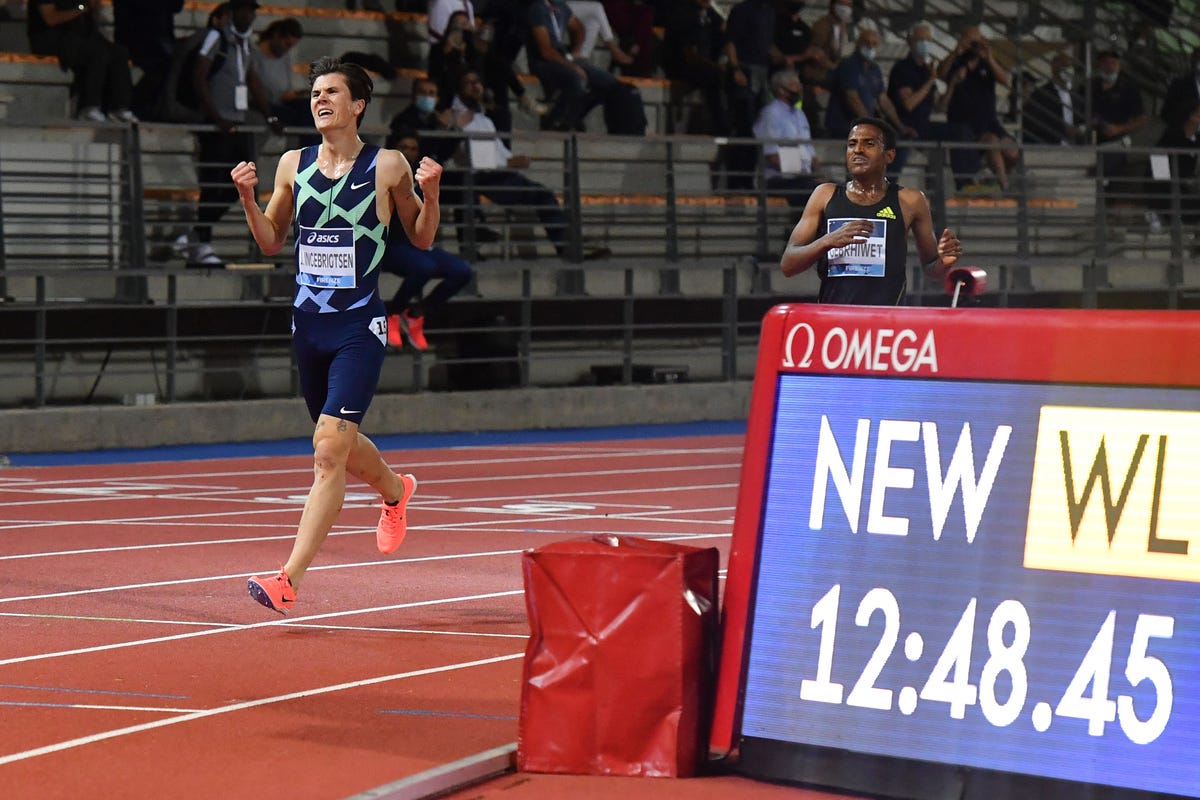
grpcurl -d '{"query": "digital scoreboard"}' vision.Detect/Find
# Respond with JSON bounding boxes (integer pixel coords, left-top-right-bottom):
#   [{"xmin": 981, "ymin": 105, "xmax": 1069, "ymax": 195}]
[{"xmin": 711, "ymin": 304, "xmax": 1200, "ymax": 800}]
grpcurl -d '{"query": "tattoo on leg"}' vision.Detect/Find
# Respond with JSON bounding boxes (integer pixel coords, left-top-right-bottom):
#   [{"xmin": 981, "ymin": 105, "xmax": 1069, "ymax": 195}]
[{"xmin": 337, "ymin": 418, "xmax": 348, "ymax": 432}]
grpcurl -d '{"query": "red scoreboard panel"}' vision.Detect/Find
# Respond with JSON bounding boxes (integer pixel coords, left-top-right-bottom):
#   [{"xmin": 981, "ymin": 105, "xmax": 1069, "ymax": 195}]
[{"xmin": 712, "ymin": 304, "xmax": 1200, "ymax": 799}]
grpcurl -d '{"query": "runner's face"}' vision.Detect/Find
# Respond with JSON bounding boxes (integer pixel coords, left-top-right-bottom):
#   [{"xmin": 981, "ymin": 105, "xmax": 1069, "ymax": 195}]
[
  {"xmin": 845, "ymin": 124, "xmax": 892, "ymax": 178},
  {"xmin": 311, "ymin": 73, "xmax": 362, "ymax": 131}
]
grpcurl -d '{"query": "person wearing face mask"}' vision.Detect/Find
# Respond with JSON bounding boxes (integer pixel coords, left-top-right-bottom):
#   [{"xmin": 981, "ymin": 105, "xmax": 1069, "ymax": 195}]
[
  {"xmin": 1161, "ymin": 46, "xmax": 1200, "ymax": 129},
  {"xmin": 1023, "ymin": 53, "xmax": 1085, "ymax": 145},
  {"xmin": 938, "ymin": 25, "xmax": 1018, "ymax": 192},
  {"xmin": 773, "ymin": 0, "xmax": 830, "ymax": 133},
  {"xmin": 886, "ymin": 21, "xmax": 959, "ymax": 177},
  {"xmin": 389, "ymin": 77, "xmax": 500, "ymax": 248},
  {"xmin": 174, "ymin": 0, "xmax": 282, "ymax": 267},
  {"xmin": 753, "ymin": 68, "xmax": 823, "ymax": 207},
  {"xmin": 824, "ymin": 27, "xmax": 910, "ymax": 141},
  {"xmin": 803, "ymin": 0, "xmax": 853, "ymax": 125},
  {"xmin": 1088, "ymin": 50, "xmax": 1147, "ymax": 187}
]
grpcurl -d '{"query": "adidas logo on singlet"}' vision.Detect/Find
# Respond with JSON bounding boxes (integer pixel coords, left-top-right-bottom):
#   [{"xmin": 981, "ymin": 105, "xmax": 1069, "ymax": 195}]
[{"xmin": 876, "ymin": 206, "xmax": 897, "ymax": 219}]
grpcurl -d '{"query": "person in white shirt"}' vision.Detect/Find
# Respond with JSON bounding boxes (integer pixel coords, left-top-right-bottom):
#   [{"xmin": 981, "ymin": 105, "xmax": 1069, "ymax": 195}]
[
  {"xmin": 448, "ymin": 69, "xmax": 571, "ymax": 255},
  {"xmin": 752, "ymin": 69, "xmax": 823, "ymax": 207}
]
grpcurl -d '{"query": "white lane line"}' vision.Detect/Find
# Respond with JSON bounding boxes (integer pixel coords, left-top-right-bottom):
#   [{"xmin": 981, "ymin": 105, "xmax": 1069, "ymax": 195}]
[
  {"xmin": 0, "ymin": 461, "xmax": 741, "ymax": 513},
  {"xmin": 0, "ymin": 651, "xmax": 524, "ymax": 766},
  {"xmin": 0, "ymin": 589, "xmax": 525, "ymax": 666},
  {"xmin": 0, "ymin": 612, "xmax": 240, "ymax": 627},
  {"xmin": 0, "ymin": 549, "xmax": 527, "ymax": 606},
  {"xmin": 0, "ymin": 701, "xmax": 206, "ymax": 713},
  {"xmin": 285, "ymin": 624, "xmax": 527, "ymax": 639},
  {"xmin": 0, "ymin": 446, "xmax": 743, "ymax": 493}
]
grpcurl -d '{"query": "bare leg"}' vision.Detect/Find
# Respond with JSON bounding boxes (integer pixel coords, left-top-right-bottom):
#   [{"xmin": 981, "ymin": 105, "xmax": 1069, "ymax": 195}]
[
  {"xmin": 283, "ymin": 414, "xmax": 356, "ymax": 589},
  {"xmin": 346, "ymin": 430, "xmax": 406, "ymax": 502}
]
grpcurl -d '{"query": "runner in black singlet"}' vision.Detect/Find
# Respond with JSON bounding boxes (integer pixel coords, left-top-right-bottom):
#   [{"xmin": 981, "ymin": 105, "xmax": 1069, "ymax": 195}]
[{"xmin": 780, "ymin": 116, "xmax": 962, "ymax": 305}]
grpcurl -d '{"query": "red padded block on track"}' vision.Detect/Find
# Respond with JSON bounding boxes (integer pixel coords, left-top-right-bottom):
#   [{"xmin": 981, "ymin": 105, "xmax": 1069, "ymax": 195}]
[{"xmin": 517, "ymin": 535, "xmax": 719, "ymax": 778}]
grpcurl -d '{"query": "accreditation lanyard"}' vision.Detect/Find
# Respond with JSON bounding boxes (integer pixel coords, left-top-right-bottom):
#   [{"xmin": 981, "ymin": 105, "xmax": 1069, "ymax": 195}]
[{"xmin": 233, "ymin": 33, "xmax": 250, "ymax": 111}]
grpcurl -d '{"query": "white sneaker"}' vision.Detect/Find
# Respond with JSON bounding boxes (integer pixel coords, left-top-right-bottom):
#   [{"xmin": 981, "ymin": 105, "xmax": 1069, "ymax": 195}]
[
  {"xmin": 78, "ymin": 106, "xmax": 106, "ymax": 122},
  {"xmin": 1144, "ymin": 210, "xmax": 1163, "ymax": 234},
  {"xmin": 108, "ymin": 109, "xmax": 137, "ymax": 123},
  {"xmin": 186, "ymin": 243, "xmax": 222, "ymax": 266},
  {"xmin": 172, "ymin": 232, "xmax": 192, "ymax": 256},
  {"xmin": 518, "ymin": 93, "xmax": 549, "ymax": 117}
]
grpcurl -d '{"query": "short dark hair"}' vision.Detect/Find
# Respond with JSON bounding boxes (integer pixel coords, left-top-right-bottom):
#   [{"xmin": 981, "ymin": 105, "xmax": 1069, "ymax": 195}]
[
  {"xmin": 848, "ymin": 116, "xmax": 896, "ymax": 151},
  {"xmin": 261, "ymin": 17, "xmax": 303, "ymax": 42},
  {"xmin": 308, "ymin": 56, "xmax": 374, "ymax": 128}
]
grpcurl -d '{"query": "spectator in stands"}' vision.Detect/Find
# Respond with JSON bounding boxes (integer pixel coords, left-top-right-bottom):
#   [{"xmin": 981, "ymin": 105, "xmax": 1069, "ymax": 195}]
[
  {"xmin": 1088, "ymin": 49, "xmax": 1148, "ymax": 186},
  {"xmin": 662, "ymin": 0, "xmax": 735, "ymax": 135},
  {"xmin": 803, "ymin": 0, "xmax": 854, "ymax": 127},
  {"xmin": 598, "ymin": 0, "xmax": 657, "ymax": 77},
  {"xmin": 1144, "ymin": 97, "xmax": 1200, "ymax": 233},
  {"xmin": 234, "ymin": 57, "xmax": 441, "ymax": 613},
  {"xmin": 566, "ymin": 1, "xmax": 637, "ymax": 68},
  {"xmin": 773, "ymin": 0, "xmax": 831, "ymax": 134},
  {"xmin": 779, "ymin": 116, "xmax": 962, "ymax": 305},
  {"xmin": 428, "ymin": 10, "xmax": 484, "ymax": 112},
  {"xmin": 447, "ymin": 69, "xmax": 609, "ymax": 259},
  {"xmin": 1160, "ymin": 46, "xmax": 1200, "ymax": 129},
  {"xmin": 252, "ymin": 18, "xmax": 311, "ymax": 131},
  {"xmin": 525, "ymin": 0, "xmax": 646, "ymax": 135},
  {"xmin": 824, "ymin": 28, "xmax": 909, "ymax": 141},
  {"xmin": 724, "ymin": 0, "xmax": 779, "ymax": 189},
  {"xmin": 389, "ymin": 75, "xmax": 500, "ymax": 244},
  {"xmin": 26, "ymin": 0, "xmax": 137, "ymax": 122},
  {"xmin": 753, "ymin": 68, "xmax": 822, "ymax": 207},
  {"xmin": 477, "ymin": 0, "xmax": 551, "ymax": 134},
  {"xmin": 113, "ymin": 0, "xmax": 184, "ymax": 120},
  {"xmin": 381, "ymin": 129, "xmax": 476, "ymax": 351},
  {"xmin": 427, "ymin": 0, "xmax": 475, "ymax": 44},
  {"xmin": 1023, "ymin": 53, "xmax": 1084, "ymax": 146},
  {"xmin": 886, "ymin": 20, "xmax": 953, "ymax": 177},
  {"xmin": 939, "ymin": 26, "xmax": 1018, "ymax": 191},
  {"xmin": 174, "ymin": 0, "xmax": 281, "ymax": 267}
]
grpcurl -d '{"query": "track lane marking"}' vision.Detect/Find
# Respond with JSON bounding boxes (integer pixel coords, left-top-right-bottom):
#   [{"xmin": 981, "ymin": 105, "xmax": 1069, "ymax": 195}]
[
  {"xmin": 0, "ymin": 589, "xmax": 525, "ymax": 666},
  {"xmin": 0, "ymin": 652, "xmax": 524, "ymax": 766}
]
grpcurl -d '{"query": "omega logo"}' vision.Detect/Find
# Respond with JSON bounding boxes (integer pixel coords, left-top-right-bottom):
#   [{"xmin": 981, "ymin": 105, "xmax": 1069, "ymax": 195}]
[{"xmin": 783, "ymin": 323, "xmax": 939, "ymax": 373}]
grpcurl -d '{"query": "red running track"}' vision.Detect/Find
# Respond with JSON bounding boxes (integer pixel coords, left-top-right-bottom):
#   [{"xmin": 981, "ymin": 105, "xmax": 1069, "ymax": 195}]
[{"xmin": 0, "ymin": 431, "xmax": 854, "ymax": 799}]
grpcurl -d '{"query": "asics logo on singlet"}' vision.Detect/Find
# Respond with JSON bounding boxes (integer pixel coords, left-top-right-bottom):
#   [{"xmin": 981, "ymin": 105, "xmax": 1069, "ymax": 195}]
[
  {"xmin": 876, "ymin": 206, "xmax": 897, "ymax": 219},
  {"xmin": 306, "ymin": 232, "xmax": 341, "ymax": 244}
]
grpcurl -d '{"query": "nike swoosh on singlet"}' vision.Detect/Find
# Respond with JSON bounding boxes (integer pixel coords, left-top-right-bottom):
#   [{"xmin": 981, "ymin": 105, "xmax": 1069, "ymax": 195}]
[
  {"xmin": 340, "ymin": 407, "xmax": 361, "ymax": 415},
  {"xmin": 350, "ymin": 181, "xmax": 371, "ymax": 190}
]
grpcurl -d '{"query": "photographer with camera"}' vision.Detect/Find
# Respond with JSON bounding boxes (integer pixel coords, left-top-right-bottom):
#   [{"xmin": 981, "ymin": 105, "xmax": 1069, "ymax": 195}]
[{"xmin": 938, "ymin": 25, "xmax": 1017, "ymax": 192}]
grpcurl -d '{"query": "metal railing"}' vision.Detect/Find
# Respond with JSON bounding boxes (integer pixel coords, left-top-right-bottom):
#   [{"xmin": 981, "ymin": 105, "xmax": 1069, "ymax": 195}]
[{"xmin": 1, "ymin": 119, "xmax": 1198, "ymax": 409}]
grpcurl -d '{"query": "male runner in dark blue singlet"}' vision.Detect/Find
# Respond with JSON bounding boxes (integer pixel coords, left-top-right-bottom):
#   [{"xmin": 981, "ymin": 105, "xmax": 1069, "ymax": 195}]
[
  {"xmin": 780, "ymin": 116, "xmax": 962, "ymax": 305},
  {"xmin": 231, "ymin": 57, "xmax": 443, "ymax": 613}
]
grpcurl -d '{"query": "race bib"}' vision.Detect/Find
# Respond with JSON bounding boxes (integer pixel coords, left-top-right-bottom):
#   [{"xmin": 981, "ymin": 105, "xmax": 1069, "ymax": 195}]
[
  {"xmin": 297, "ymin": 226, "xmax": 356, "ymax": 289},
  {"xmin": 826, "ymin": 217, "xmax": 887, "ymax": 277}
]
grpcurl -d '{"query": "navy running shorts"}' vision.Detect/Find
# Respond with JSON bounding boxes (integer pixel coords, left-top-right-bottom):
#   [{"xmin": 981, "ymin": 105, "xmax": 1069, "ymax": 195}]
[{"xmin": 292, "ymin": 302, "xmax": 388, "ymax": 424}]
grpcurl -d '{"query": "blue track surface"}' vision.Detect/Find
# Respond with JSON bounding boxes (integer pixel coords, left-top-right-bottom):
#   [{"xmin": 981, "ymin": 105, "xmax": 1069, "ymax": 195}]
[{"xmin": 5, "ymin": 421, "xmax": 747, "ymax": 467}]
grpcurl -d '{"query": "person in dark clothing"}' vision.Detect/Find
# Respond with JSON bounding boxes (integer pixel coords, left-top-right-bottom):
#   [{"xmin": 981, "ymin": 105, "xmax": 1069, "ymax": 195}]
[
  {"xmin": 1023, "ymin": 53, "xmax": 1085, "ymax": 145},
  {"xmin": 1144, "ymin": 97, "xmax": 1200, "ymax": 231},
  {"xmin": 662, "ymin": 0, "xmax": 734, "ymax": 135},
  {"xmin": 379, "ymin": 130, "xmax": 476, "ymax": 352},
  {"xmin": 1088, "ymin": 49, "xmax": 1147, "ymax": 186},
  {"xmin": 938, "ymin": 26, "xmax": 1017, "ymax": 190},
  {"xmin": 1159, "ymin": 46, "xmax": 1199, "ymax": 129},
  {"xmin": 26, "ymin": 0, "xmax": 137, "ymax": 121},
  {"xmin": 779, "ymin": 116, "xmax": 961, "ymax": 306}
]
